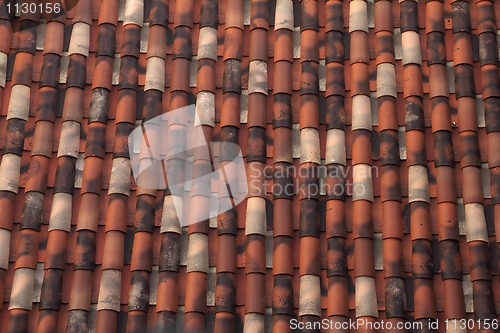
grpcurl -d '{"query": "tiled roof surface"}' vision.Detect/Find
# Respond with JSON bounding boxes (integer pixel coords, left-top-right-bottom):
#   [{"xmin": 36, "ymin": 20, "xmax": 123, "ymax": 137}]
[{"xmin": 0, "ymin": 0, "xmax": 499, "ymax": 332}]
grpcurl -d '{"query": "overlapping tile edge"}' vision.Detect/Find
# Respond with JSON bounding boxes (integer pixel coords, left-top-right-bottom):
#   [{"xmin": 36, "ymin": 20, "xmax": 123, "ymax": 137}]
[{"xmin": 0, "ymin": 0, "xmax": 499, "ymax": 332}]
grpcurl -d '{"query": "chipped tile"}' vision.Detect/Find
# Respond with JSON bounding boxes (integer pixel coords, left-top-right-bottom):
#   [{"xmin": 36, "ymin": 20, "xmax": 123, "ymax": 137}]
[
  {"xmin": 481, "ymin": 163, "xmax": 491, "ymax": 198},
  {"xmin": 398, "ymin": 126, "xmax": 407, "ymax": 160},
  {"xmin": 476, "ymin": 95, "xmax": 485, "ymax": 128},
  {"xmin": 240, "ymin": 90, "xmax": 249, "ymax": 123},
  {"xmin": 140, "ymin": 22, "xmax": 149, "ymax": 53}
]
